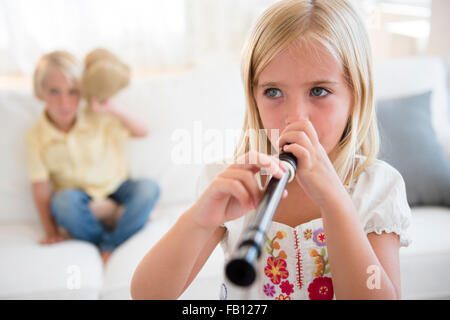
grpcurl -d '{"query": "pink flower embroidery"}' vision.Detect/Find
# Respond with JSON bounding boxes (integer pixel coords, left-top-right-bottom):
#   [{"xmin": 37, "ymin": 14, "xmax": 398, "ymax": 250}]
[
  {"xmin": 264, "ymin": 257, "xmax": 289, "ymax": 285},
  {"xmin": 279, "ymin": 280, "xmax": 294, "ymax": 296},
  {"xmin": 263, "ymin": 283, "xmax": 276, "ymax": 297}
]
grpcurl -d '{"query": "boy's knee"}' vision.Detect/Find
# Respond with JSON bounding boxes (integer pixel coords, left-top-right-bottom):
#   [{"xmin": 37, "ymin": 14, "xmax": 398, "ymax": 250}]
[
  {"xmin": 51, "ymin": 189, "xmax": 86, "ymax": 217},
  {"xmin": 135, "ymin": 179, "xmax": 160, "ymax": 201}
]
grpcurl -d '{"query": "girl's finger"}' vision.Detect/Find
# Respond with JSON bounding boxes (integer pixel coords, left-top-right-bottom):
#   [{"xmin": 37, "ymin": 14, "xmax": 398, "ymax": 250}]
[
  {"xmin": 219, "ymin": 168, "xmax": 262, "ymax": 208},
  {"xmin": 278, "ymin": 130, "xmax": 313, "ymax": 153},
  {"xmin": 280, "ymin": 119, "xmax": 319, "ymax": 146},
  {"xmin": 213, "ymin": 177, "xmax": 254, "ymax": 210},
  {"xmin": 283, "ymin": 143, "xmax": 311, "ymax": 169},
  {"xmin": 232, "ymin": 151, "xmax": 287, "ymax": 179}
]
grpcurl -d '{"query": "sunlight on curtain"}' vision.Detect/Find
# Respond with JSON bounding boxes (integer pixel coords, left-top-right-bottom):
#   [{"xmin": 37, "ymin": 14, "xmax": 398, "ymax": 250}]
[
  {"xmin": 0, "ymin": 0, "xmax": 189, "ymax": 76},
  {"xmin": 0, "ymin": 0, "xmax": 434, "ymax": 77}
]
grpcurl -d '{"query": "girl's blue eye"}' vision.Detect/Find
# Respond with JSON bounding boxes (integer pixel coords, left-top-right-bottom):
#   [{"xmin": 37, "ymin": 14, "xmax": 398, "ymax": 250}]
[
  {"xmin": 264, "ymin": 88, "xmax": 282, "ymax": 98},
  {"xmin": 310, "ymin": 87, "xmax": 330, "ymax": 97}
]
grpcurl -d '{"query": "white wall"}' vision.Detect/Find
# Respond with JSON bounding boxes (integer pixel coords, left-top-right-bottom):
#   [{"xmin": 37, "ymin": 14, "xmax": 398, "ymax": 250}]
[{"xmin": 428, "ymin": 0, "xmax": 450, "ymax": 57}]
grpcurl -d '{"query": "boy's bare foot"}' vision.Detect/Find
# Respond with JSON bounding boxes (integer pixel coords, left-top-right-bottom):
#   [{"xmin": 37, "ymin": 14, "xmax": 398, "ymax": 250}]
[{"xmin": 101, "ymin": 251, "xmax": 112, "ymax": 265}]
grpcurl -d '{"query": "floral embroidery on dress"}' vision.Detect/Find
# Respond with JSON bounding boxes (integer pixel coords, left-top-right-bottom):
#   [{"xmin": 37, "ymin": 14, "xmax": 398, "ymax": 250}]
[
  {"xmin": 312, "ymin": 228, "xmax": 326, "ymax": 247},
  {"xmin": 263, "ymin": 283, "xmax": 276, "ymax": 297},
  {"xmin": 276, "ymin": 294, "xmax": 291, "ymax": 300},
  {"xmin": 264, "ymin": 257, "xmax": 289, "ymax": 284},
  {"xmin": 303, "ymin": 228, "xmax": 312, "ymax": 240},
  {"xmin": 307, "ymin": 229, "xmax": 334, "ymax": 300},
  {"xmin": 293, "ymin": 229, "xmax": 304, "ymax": 290},
  {"xmin": 308, "ymin": 276, "xmax": 334, "ymax": 300},
  {"xmin": 280, "ymin": 280, "xmax": 294, "ymax": 296},
  {"xmin": 263, "ymin": 230, "xmax": 291, "ymax": 299},
  {"xmin": 309, "ymin": 248, "xmax": 331, "ymax": 277}
]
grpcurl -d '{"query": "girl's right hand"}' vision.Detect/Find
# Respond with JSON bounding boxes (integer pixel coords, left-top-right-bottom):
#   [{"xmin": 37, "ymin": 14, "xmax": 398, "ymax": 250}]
[{"xmin": 192, "ymin": 151, "xmax": 288, "ymax": 230}]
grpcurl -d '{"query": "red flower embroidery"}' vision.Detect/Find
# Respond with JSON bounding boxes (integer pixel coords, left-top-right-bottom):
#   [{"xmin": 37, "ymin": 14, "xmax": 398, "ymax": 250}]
[
  {"xmin": 275, "ymin": 294, "xmax": 291, "ymax": 300},
  {"xmin": 264, "ymin": 257, "xmax": 289, "ymax": 285},
  {"xmin": 303, "ymin": 229, "xmax": 312, "ymax": 240},
  {"xmin": 280, "ymin": 280, "xmax": 294, "ymax": 296},
  {"xmin": 308, "ymin": 277, "xmax": 334, "ymax": 300}
]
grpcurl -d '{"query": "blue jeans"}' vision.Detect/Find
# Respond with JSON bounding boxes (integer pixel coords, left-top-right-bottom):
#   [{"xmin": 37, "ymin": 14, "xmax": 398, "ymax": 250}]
[{"xmin": 50, "ymin": 179, "xmax": 160, "ymax": 251}]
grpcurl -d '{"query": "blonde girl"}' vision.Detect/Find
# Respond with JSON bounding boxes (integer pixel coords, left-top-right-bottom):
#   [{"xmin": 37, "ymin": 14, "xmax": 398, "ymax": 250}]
[{"xmin": 131, "ymin": 0, "xmax": 411, "ymax": 300}]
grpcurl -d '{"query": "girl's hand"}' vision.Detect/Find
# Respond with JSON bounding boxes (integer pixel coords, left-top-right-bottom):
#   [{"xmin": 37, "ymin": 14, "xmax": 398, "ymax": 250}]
[
  {"xmin": 277, "ymin": 119, "xmax": 345, "ymax": 208},
  {"xmin": 192, "ymin": 151, "xmax": 288, "ymax": 230}
]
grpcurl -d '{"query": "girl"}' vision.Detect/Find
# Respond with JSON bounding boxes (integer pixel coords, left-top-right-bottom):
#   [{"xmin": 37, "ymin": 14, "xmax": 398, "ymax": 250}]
[{"xmin": 131, "ymin": 0, "xmax": 411, "ymax": 300}]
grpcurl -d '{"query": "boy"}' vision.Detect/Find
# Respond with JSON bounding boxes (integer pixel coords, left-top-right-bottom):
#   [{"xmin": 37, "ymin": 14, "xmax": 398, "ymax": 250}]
[{"xmin": 26, "ymin": 51, "xmax": 160, "ymax": 264}]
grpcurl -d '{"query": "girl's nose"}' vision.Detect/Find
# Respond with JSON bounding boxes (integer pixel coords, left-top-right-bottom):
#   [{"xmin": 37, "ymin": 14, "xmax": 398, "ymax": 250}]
[{"xmin": 285, "ymin": 99, "xmax": 309, "ymax": 125}]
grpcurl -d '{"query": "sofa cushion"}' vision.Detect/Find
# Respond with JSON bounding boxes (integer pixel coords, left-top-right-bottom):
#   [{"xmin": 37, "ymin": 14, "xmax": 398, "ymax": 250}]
[
  {"xmin": 101, "ymin": 202, "xmax": 224, "ymax": 300},
  {"xmin": 0, "ymin": 64, "xmax": 245, "ymax": 224},
  {"xmin": 400, "ymin": 207, "xmax": 450, "ymax": 299},
  {"xmin": 0, "ymin": 224, "xmax": 103, "ymax": 299},
  {"xmin": 373, "ymin": 56, "xmax": 450, "ymax": 156},
  {"xmin": 377, "ymin": 91, "xmax": 450, "ymax": 207}
]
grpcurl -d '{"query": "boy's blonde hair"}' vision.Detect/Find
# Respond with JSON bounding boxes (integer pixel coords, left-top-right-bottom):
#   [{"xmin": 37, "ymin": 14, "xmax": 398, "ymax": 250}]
[
  {"xmin": 33, "ymin": 50, "xmax": 81, "ymax": 100},
  {"xmin": 234, "ymin": 0, "xmax": 379, "ymax": 186}
]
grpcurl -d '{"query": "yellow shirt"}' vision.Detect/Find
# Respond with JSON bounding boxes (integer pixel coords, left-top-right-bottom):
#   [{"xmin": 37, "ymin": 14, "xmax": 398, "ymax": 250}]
[{"xmin": 25, "ymin": 108, "xmax": 130, "ymax": 199}]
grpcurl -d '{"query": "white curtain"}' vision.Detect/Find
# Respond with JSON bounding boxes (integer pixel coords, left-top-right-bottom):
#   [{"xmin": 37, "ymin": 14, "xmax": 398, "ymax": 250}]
[
  {"xmin": 0, "ymin": 0, "xmax": 190, "ymax": 75},
  {"xmin": 0, "ymin": 0, "xmax": 432, "ymax": 77},
  {"xmin": 0, "ymin": 0, "xmax": 284, "ymax": 76}
]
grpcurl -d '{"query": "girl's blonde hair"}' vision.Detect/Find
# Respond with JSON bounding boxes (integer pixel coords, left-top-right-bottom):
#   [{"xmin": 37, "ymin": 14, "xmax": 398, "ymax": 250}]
[
  {"xmin": 33, "ymin": 50, "xmax": 81, "ymax": 100},
  {"xmin": 234, "ymin": 0, "xmax": 379, "ymax": 186}
]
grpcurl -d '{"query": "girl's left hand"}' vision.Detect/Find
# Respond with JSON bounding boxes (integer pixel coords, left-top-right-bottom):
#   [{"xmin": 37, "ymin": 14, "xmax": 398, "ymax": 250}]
[{"xmin": 277, "ymin": 119, "xmax": 345, "ymax": 208}]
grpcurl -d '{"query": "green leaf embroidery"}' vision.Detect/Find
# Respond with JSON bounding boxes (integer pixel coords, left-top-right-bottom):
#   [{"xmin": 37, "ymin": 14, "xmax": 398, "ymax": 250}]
[
  {"xmin": 266, "ymin": 245, "xmax": 272, "ymax": 254},
  {"xmin": 324, "ymin": 266, "xmax": 330, "ymax": 275},
  {"xmin": 320, "ymin": 248, "xmax": 326, "ymax": 257}
]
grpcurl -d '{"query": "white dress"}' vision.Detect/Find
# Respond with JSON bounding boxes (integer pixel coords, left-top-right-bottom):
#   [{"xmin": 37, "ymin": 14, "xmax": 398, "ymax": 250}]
[{"xmin": 195, "ymin": 157, "xmax": 412, "ymax": 300}]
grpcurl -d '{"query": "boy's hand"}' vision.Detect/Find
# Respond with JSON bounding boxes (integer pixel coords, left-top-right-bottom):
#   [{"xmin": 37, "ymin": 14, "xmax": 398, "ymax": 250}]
[
  {"xmin": 91, "ymin": 97, "xmax": 115, "ymax": 114},
  {"xmin": 40, "ymin": 231, "xmax": 68, "ymax": 245}
]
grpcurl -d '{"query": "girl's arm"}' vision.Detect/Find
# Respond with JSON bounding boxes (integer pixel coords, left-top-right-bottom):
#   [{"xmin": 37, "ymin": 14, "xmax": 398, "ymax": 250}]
[
  {"xmin": 31, "ymin": 181, "xmax": 66, "ymax": 244},
  {"xmin": 131, "ymin": 151, "xmax": 287, "ymax": 300},
  {"xmin": 91, "ymin": 98, "xmax": 149, "ymax": 138},
  {"xmin": 279, "ymin": 119, "xmax": 400, "ymax": 299},
  {"xmin": 130, "ymin": 206, "xmax": 225, "ymax": 300},
  {"xmin": 321, "ymin": 191, "xmax": 400, "ymax": 299}
]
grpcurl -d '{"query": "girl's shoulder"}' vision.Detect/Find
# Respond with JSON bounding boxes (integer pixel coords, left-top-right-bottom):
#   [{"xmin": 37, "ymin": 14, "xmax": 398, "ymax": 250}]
[
  {"xmin": 352, "ymin": 156, "xmax": 412, "ymax": 247},
  {"xmin": 350, "ymin": 156, "xmax": 406, "ymax": 196}
]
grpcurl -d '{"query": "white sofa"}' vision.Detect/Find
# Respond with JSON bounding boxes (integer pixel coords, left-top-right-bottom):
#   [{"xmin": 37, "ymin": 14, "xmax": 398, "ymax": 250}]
[{"xmin": 0, "ymin": 56, "xmax": 449, "ymax": 300}]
